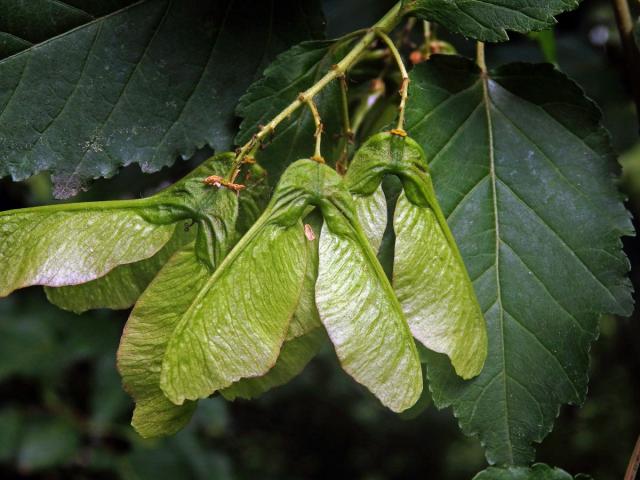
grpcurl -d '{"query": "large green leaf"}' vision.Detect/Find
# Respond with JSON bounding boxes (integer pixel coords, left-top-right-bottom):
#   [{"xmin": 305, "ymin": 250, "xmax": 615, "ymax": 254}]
[
  {"xmin": 160, "ymin": 221, "xmax": 308, "ymax": 405},
  {"xmin": 0, "ymin": 0, "xmax": 323, "ymax": 197},
  {"xmin": 0, "ymin": 1, "xmax": 134, "ymax": 57},
  {"xmin": 473, "ymin": 464, "xmax": 592, "ymax": 480},
  {"xmin": 316, "ymin": 213, "xmax": 422, "ymax": 413},
  {"xmin": 401, "ymin": 0, "xmax": 579, "ymax": 42},
  {"xmin": 235, "ymin": 41, "xmax": 344, "ymax": 179},
  {"xmin": 405, "ymin": 56, "xmax": 633, "ymax": 464}
]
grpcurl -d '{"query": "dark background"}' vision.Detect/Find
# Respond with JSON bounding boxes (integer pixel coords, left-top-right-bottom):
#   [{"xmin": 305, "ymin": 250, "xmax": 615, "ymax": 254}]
[{"xmin": 0, "ymin": 0, "xmax": 638, "ymax": 478}]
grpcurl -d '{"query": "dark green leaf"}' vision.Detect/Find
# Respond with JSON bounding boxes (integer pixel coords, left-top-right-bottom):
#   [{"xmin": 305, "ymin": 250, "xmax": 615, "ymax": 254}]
[
  {"xmin": 473, "ymin": 463, "xmax": 592, "ymax": 479},
  {"xmin": 402, "ymin": 0, "xmax": 579, "ymax": 42},
  {"xmin": 235, "ymin": 41, "xmax": 345, "ymax": 179},
  {"xmin": 0, "ymin": 0, "xmax": 323, "ymax": 197},
  {"xmin": 406, "ymin": 55, "xmax": 633, "ymax": 464}
]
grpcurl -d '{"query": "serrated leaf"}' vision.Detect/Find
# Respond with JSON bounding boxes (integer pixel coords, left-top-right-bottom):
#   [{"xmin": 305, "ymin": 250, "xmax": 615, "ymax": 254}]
[
  {"xmin": 316, "ymin": 215, "xmax": 422, "ymax": 413},
  {"xmin": 161, "ymin": 220, "xmax": 307, "ymax": 404},
  {"xmin": 0, "ymin": 0, "xmax": 324, "ymax": 197},
  {"xmin": 235, "ymin": 40, "xmax": 344, "ymax": 179},
  {"xmin": 45, "ymin": 225, "xmax": 193, "ymax": 313},
  {"xmin": 405, "ymin": 55, "xmax": 633, "ymax": 464},
  {"xmin": 473, "ymin": 463, "xmax": 592, "ymax": 479},
  {"xmin": 401, "ymin": 0, "xmax": 579, "ymax": 42}
]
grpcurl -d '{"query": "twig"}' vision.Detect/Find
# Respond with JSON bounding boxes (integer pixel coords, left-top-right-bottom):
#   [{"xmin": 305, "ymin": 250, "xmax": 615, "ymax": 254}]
[
  {"xmin": 625, "ymin": 435, "xmax": 640, "ymax": 480},
  {"xmin": 339, "ymin": 75, "xmax": 354, "ymax": 142},
  {"xmin": 476, "ymin": 42, "xmax": 487, "ymax": 73},
  {"xmin": 374, "ymin": 29, "xmax": 410, "ymax": 132},
  {"xmin": 229, "ymin": 2, "xmax": 406, "ymax": 181},
  {"xmin": 304, "ymin": 95, "xmax": 324, "ymax": 163},
  {"xmin": 611, "ymin": 0, "xmax": 640, "ymax": 127}
]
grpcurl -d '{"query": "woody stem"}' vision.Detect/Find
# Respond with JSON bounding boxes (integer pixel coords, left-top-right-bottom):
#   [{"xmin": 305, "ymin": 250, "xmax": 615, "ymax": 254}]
[{"xmin": 228, "ymin": 1, "xmax": 407, "ymax": 181}]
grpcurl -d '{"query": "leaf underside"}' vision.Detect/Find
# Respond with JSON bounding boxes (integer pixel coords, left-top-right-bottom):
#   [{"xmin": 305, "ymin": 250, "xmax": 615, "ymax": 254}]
[
  {"xmin": 402, "ymin": 0, "xmax": 579, "ymax": 42},
  {"xmin": 405, "ymin": 55, "xmax": 633, "ymax": 465},
  {"xmin": 0, "ymin": 0, "xmax": 323, "ymax": 197}
]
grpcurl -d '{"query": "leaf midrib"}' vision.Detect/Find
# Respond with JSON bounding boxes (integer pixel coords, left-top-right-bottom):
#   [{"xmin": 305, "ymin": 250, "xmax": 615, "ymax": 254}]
[{"xmin": 481, "ymin": 69, "xmax": 515, "ymax": 464}]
